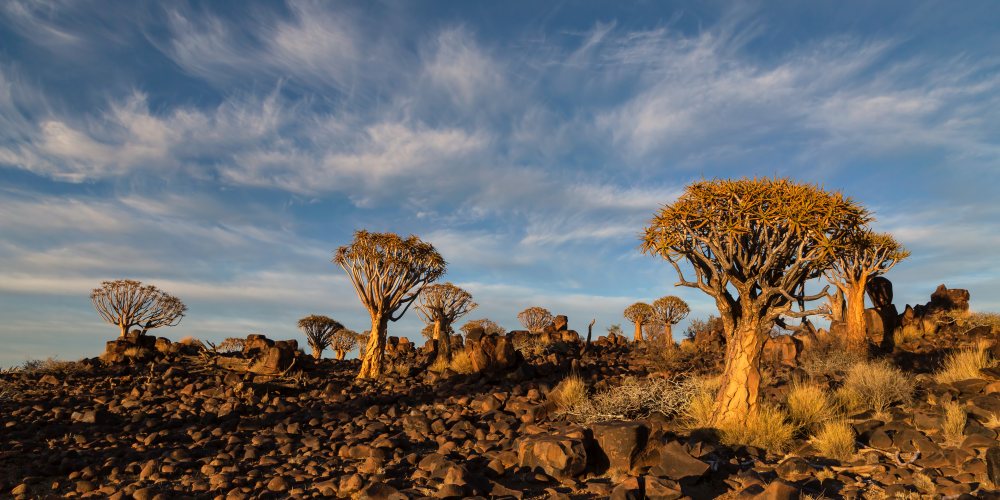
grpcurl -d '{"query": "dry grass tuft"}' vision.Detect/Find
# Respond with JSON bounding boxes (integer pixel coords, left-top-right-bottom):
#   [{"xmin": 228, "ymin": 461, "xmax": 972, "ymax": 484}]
[
  {"xmin": 786, "ymin": 381, "xmax": 835, "ymax": 431},
  {"xmin": 961, "ymin": 311, "xmax": 1000, "ymax": 333},
  {"xmin": 20, "ymin": 358, "xmax": 90, "ymax": 376},
  {"xmin": 216, "ymin": 337, "xmax": 246, "ymax": 353},
  {"xmin": 912, "ymin": 472, "xmax": 935, "ymax": 494},
  {"xmin": 942, "ymin": 400, "xmax": 967, "ymax": 443},
  {"xmin": 935, "ymin": 340, "xmax": 993, "ymax": 384},
  {"xmin": 428, "ymin": 356, "xmax": 450, "ymax": 373},
  {"xmin": 716, "ymin": 403, "xmax": 799, "ymax": 454},
  {"xmin": 549, "ymin": 373, "xmax": 587, "ymax": 411},
  {"xmin": 447, "ymin": 350, "xmax": 475, "ymax": 374},
  {"xmin": 801, "ymin": 340, "xmax": 866, "ymax": 380},
  {"xmin": 840, "ymin": 360, "xmax": 913, "ymax": 418},
  {"xmin": 810, "ymin": 420, "xmax": 856, "ymax": 460}
]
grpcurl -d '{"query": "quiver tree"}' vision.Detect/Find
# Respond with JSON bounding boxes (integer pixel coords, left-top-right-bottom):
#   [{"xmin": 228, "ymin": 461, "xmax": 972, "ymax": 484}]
[
  {"xmin": 331, "ymin": 328, "xmax": 359, "ymax": 360},
  {"xmin": 416, "ymin": 283, "xmax": 477, "ymax": 363},
  {"xmin": 461, "ymin": 318, "xmax": 506, "ymax": 337},
  {"xmin": 517, "ymin": 306, "xmax": 554, "ymax": 332},
  {"xmin": 642, "ymin": 178, "xmax": 869, "ymax": 426},
  {"xmin": 297, "ymin": 315, "xmax": 345, "ymax": 359},
  {"xmin": 91, "ymin": 279, "xmax": 187, "ymax": 337},
  {"xmin": 335, "ymin": 231, "xmax": 446, "ymax": 379},
  {"xmin": 623, "ymin": 302, "xmax": 655, "ymax": 342},
  {"xmin": 825, "ymin": 230, "xmax": 909, "ymax": 353},
  {"xmin": 652, "ymin": 296, "xmax": 690, "ymax": 341}
]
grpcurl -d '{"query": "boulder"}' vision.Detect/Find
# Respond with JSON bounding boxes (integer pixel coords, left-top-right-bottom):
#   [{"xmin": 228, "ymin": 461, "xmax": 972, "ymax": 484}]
[
  {"xmin": 590, "ymin": 421, "xmax": 648, "ymax": 474},
  {"xmin": 929, "ymin": 284, "xmax": 970, "ymax": 313},
  {"xmin": 763, "ymin": 335, "xmax": 801, "ymax": 367},
  {"xmin": 517, "ymin": 435, "xmax": 588, "ymax": 479},
  {"xmin": 243, "ymin": 334, "xmax": 273, "ymax": 356},
  {"xmin": 641, "ymin": 441, "xmax": 709, "ymax": 480},
  {"xmin": 552, "ymin": 315, "xmax": 569, "ymax": 332}
]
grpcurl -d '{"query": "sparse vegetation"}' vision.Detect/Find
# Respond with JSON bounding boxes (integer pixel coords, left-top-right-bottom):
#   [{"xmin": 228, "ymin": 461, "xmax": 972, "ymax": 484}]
[
  {"xmin": 935, "ymin": 340, "xmax": 993, "ymax": 384},
  {"xmin": 801, "ymin": 339, "xmax": 866, "ymax": 380},
  {"xmin": 461, "ymin": 318, "xmax": 506, "ymax": 337},
  {"xmin": 216, "ymin": 337, "xmax": 246, "ymax": 353},
  {"xmin": 683, "ymin": 315, "xmax": 724, "ymax": 341},
  {"xmin": 20, "ymin": 358, "xmax": 90, "ymax": 376},
  {"xmin": 810, "ymin": 420, "xmax": 856, "ymax": 460},
  {"xmin": 511, "ymin": 334, "xmax": 548, "ymax": 357},
  {"xmin": 297, "ymin": 314, "xmax": 345, "ymax": 359},
  {"xmin": 841, "ymin": 360, "xmax": 913, "ymax": 418},
  {"xmin": 447, "ymin": 350, "xmax": 475, "ymax": 374},
  {"xmin": 623, "ymin": 302, "xmax": 655, "ymax": 342},
  {"xmin": 965, "ymin": 311, "xmax": 1000, "ymax": 333},
  {"xmin": 548, "ymin": 373, "xmax": 587, "ymax": 411},
  {"xmin": 717, "ymin": 403, "xmax": 799, "ymax": 454},
  {"xmin": 517, "ymin": 306, "xmax": 554, "ymax": 332},
  {"xmin": 416, "ymin": 283, "xmax": 477, "ymax": 363}
]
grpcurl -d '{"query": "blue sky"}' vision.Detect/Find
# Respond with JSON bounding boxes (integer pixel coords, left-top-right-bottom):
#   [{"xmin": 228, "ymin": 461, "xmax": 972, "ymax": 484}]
[{"xmin": 1, "ymin": 1, "xmax": 998, "ymax": 367}]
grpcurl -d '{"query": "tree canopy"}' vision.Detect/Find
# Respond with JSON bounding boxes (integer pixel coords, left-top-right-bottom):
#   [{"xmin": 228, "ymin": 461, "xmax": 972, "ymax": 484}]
[{"xmin": 91, "ymin": 279, "xmax": 187, "ymax": 337}]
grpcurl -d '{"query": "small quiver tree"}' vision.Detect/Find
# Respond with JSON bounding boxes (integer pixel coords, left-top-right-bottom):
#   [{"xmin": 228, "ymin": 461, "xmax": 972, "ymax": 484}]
[
  {"xmin": 91, "ymin": 279, "xmax": 187, "ymax": 337},
  {"xmin": 651, "ymin": 296, "xmax": 690, "ymax": 341},
  {"xmin": 334, "ymin": 231, "xmax": 446, "ymax": 379},
  {"xmin": 623, "ymin": 302, "xmax": 654, "ymax": 342},
  {"xmin": 297, "ymin": 315, "xmax": 345, "ymax": 359},
  {"xmin": 825, "ymin": 230, "xmax": 909, "ymax": 354},
  {"xmin": 642, "ymin": 177, "xmax": 869, "ymax": 426},
  {"xmin": 461, "ymin": 318, "xmax": 506, "ymax": 337},
  {"xmin": 416, "ymin": 283, "xmax": 477, "ymax": 363},
  {"xmin": 331, "ymin": 328, "xmax": 359, "ymax": 360},
  {"xmin": 517, "ymin": 306, "xmax": 554, "ymax": 332}
]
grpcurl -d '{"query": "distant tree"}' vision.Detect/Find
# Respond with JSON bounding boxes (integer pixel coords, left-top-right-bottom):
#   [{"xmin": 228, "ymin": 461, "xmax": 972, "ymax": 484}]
[
  {"xmin": 623, "ymin": 302, "xmax": 655, "ymax": 342},
  {"xmin": 331, "ymin": 328, "xmax": 360, "ymax": 360},
  {"xmin": 416, "ymin": 283, "xmax": 477, "ymax": 363},
  {"xmin": 297, "ymin": 314, "xmax": 345, "ymax": 359},
  {"xmin": 91, "ymin": 279, "xmax": 187, "ymax": 337},
  {"xmin": 642, "ymin": 177, "xmax": 869, "ymax": 426},
  {"xmin": 461, "ymin": 318, "xmax": 506, "ymax": 337},
  {"xmin": 825, "ymin": 230, "xmax": 909, "ymax": 353},
  {"xmin": 683, "ymin": 315, "xmax": 724, "ymax": 341},
  {"xmin": 517, "ymin": 306, "xmax": 554, "ymax": 332},
  {"xmin": 335, "ymin": 231, "xmax": 446, "ymax": 379},
  {"xmin": 652, "ymin": 296, "xmax": 690, "ymax": 341},
  {"xmin": 606, "ymin": 323, "xmax": 624, "ymax": 337}
]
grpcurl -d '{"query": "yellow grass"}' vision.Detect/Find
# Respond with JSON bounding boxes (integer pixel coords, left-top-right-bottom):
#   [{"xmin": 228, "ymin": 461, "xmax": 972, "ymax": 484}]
[
  {"xmin": 548, "ymin": 373, "xmax": 587, "ymax": 411},
  {"xmin": 786, "ymin": 381, "xmax": 835, "ymax": 431},
  {"xmin": 448, "ymin": 350, "xmax": 475, "ymax": 374},
  {"xmin": 810, "ymin": 420, "xmax": 855, "ymax": 461},
  {"xmin": 935, "ymin": 340, "xmax": 993, "ymax": 384},
  {"xmin": 841, "ymin": 360, "xmax": 913, "ymax": 418},
  {"xmin": 942, "ymin": 400, "xmax": 967, "ymax": 443},
  {"xmin": 716, "ymin": 403, "xmax": 798, "ymax": 454}
]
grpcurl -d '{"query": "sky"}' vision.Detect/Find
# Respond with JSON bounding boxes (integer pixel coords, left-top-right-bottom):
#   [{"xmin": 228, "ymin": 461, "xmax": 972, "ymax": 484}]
[{"xmin": 0, "ymin": 1, "xmax": 998, "ymax": 367}]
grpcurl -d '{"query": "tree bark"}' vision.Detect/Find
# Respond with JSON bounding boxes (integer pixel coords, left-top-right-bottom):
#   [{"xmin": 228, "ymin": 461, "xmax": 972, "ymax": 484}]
[
  {"xmin": 434, "ymin": 319, "xmax": 452, "ymax": 362},
  {"xmin": 712, "ymin": 318, "xmax": 766, "ymax": 426},
  {"xmin": 664, "ymin": 323, "xmax": 673, "ymax": 343},
  {"xmin": 845, "ymin": 282, "xmax": 868, "ymax": 354},
  {"xmin": 357, "ymin": 313, "xmax": 388, "ymax": 379},
  {"xmin": 336, "ymin": 349, "xmax": 346, "ymax": 360},
  {"xmin": 634, "ymin": 321, "xmax": 644, "ymax": 342},
  {"xmin": 311, "ymin": 346, "xmax": 323, "ymax": 360},
  {"xmin": 119, "ymin": 323, "xmax": 129, "ymax": 337}
]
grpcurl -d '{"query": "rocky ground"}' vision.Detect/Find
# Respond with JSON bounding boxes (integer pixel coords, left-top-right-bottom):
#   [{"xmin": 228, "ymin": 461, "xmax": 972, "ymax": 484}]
[{"xmin": 3, "ymin": 321, "xmax": 1000, "ymax": 500}]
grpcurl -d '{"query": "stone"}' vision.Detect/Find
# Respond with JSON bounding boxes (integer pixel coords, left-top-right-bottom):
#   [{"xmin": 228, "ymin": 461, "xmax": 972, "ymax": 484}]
[
  {"xmin": 644, "ymin": 477, "xmax": 682, "ymax": 500},
  {"xmin": 517, "ymin": 435, "xmax": 588, "ymax": 479},
  {"xmin": 590, "ymin": 421, "xmax": 647, "ymax": 474},
  {"xmin": 763, "ymin": 335, "xmax": 801, "ymax": 367},
  {"xmin": 775, "ymin": 457, "xmax": 811, "ymax": 482},
  {"xmin": 610, "ymin": 476, "xmax": 642, "ymax": 500},
  {"xmin": 986, "ymin": 446, "xmax": 1000, "ymax": 485},
  {"xmin": 646, "ymin": 441, "xmax": 709, "ymax": 480},
  {"xmin": 356, "ymin": 482, "xmax": 408, "ymax": 500},
  {"xmin": 752, "ymin": 479, "xmax": 800, "ymax": 500},
  {"xmin": 928, "ymin": 284, "xmax": 970, "ymax": 313},
  {"xmin": 553, "ymin": 315, "xmax": 569, "ymax": 331}
]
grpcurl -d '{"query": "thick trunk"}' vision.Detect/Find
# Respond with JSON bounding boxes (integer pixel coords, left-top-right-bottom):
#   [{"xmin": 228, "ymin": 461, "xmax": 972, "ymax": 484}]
[
  {"xmin": 311, "ymin": 346, "xmax": 323, "ymax": 360},
  {"xmin": 119, "ymin": 323, "xmax": 128, "ymax": 337},
  {"xmin": 844, "ymin": 282, "xmax": 868, "ymax": 354},
  {"xmin": 357, "ymin": 313, "xmax": 388, "ymax": 379},
  {"xmin": 663, "ymin": 323, "xmax": 673, "ymax": 343},
  {"xmin": 434, "ymin": 319, "xmax": 452, "ymax": 362},
  {"xmin": 712, "ymin": 318, "xmax": 766, "ymax": 427},
  {"xmin": 336, "ymin": 349, "xmax": 346, "ymax": 360},
  {"xmin": 634, "ymin": 321, "xmax": 644, "ymax": 342}
]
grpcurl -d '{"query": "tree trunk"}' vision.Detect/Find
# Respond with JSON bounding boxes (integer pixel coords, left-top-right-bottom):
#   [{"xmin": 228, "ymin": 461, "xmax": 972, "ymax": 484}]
[
  {"xmin": 336, "ymin": 349, "xmax": 346, "ymax": 360},
  {"xmin": 845, "ymin": 282, "xmax": 868, "ymax": 354},
  {"xmin": 357, "ymin": 313, "xmax": 388, "ymax": 379},
  {"xmin": 634, "ymin": 321, "xmax": 644, "ymax": 342},
  {"xmin": 663, "ymin": 323, "xmax": 673, "ymax": 343},
  {"xmin": 712, "ymin": 318, "xmax": 766, "ymax": 426},
  {"xmin": 311, "ymin": 346, "xmax": 323, "ymax": 360},
  {"xmin": 119, "ymin": 323, "xmax": 128, "ymax": 337},
  {"xmin": 434, "ymin": 319, "xmax": 452, "ymax": 362}
]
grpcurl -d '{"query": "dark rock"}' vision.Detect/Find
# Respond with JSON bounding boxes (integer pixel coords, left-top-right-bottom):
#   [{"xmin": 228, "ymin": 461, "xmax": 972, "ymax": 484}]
[
  {"xmin": 517, "ymin": 435, "xmax": 588, "ymax": 479},
  {"xmin": 645, "ymin": 441, "xmax": 709, "ymax": 481},
  {"xmin": 986, "ymin": 446, "xmax": 1000, "ymax": 485},
  {"xmin": 752, "ymin": 479, "xmax": 800, "ymax": 500},
  {"xmin": 590, "ymin": 421, "xmax": 647, "ymax": 474}
]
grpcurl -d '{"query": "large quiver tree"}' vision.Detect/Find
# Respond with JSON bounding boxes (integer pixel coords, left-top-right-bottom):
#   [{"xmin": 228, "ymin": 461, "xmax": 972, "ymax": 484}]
[
  {"xmin": 642, "ymin": 178, "xmax": 869, "ymax": 426},
  {"xmin": 416, "ymin": 283, "xmax": 477, "ymax": 363},
  {"xmin": 335, "ymin": 231, "xmax": 446, "ymax": 379},
  {"xmin": 825, "ymin": 230, "xmax": 909, "ymax": 354},
  {"xmin": 297, "ymin": 315, "xmax": 345, "ymax": 359},
  {"xmin": 623, "ymin": 302, "xmax": 654, "ymax": 342},
  {"xmin": 652, "ymin": 296, "xmax": 690, "ymax": 341},
  {"xmin": 91, "ymin": 279, "xmax": 187, "ymax": 337}
]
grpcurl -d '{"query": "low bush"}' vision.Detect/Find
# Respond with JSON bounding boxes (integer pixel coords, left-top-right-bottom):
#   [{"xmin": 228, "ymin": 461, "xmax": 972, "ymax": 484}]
[
  {"xmin": 810, "ymin": 420, "xmax": 855, "ymax": 460},
  {"xmin": 20, "ymin": 358, "xmax": 90, "ymax": 376},
  {"xmin": 965, "ymin": 311, "xmax": 1000, "ymax": 333},
  {"xmin": 216, "ymin": 337, "xmax": 246, "ymax": 353},
  {"xmin": 786, "ymin": 381, "xmax": 835, "ymax": 431},
  {"xmin": 716, "ymin": 403, "xmax": 799, "ymax": 454},
  {"xmin": 800, "ymin": 339, "xmax": 865, "ymax": 380},
  {"xmin": 840, "ymin": 360, "xmax": 913, "ymax": 418},
  {"xmin": 447, "ymin": 350, "xmax": 475, "ymax": 374},
  {"xmin": 935, "ymin": 340, "xmax": 993, "ymax": 384},
  {"xmin": 566, "ymin": 376, "xmax": 703, "ymax": 424}
]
